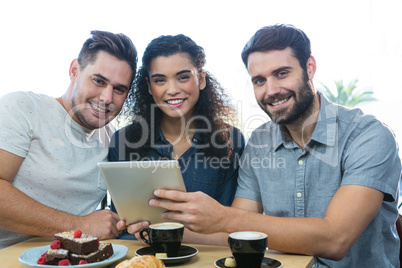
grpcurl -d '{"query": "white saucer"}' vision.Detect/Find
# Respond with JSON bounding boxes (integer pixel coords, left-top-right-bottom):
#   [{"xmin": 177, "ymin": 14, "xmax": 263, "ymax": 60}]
[
  {"xmin": 135, "ymin": 245, "xmax": 198, "ymax": 265},
  {"xmin": 214, "ymin": 256, "xmax": 283, "ymax": 268}
]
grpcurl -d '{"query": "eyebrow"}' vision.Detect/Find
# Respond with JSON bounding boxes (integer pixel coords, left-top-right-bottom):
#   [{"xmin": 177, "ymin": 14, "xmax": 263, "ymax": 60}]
[
  {"xmin": 94, "ymin": 74, "xmax": 130, "ymax": 90},
  {"xmin": 150, "ymin": 69, "xmax": 192, "ymax": 78},
  {"xmin": 176, "ymin": 70, "xmax": 191, "ymax": 75},
  {"xmin": 273, "ymin": 66, "xmax": 292, "ymax": 74}
]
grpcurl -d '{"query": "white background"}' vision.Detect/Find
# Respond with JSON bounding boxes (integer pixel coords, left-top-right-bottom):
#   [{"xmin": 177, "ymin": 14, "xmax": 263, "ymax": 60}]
[{"xmin": 1, "ymin": 0, "xmax": 401, "ymax": 148}]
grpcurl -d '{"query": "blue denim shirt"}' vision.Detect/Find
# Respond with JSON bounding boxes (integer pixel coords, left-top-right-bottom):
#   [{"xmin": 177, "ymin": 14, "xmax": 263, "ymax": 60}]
[
  {"xmin": 109, "ymin": 124, "xmax": 245, "ymax": 239},
  {"xmin": 236, "ymin": 92, "xmax": 401, "ymax": 267}
]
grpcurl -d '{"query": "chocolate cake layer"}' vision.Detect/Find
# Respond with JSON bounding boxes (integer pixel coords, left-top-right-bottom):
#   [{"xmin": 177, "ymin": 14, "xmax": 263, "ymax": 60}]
[
  {"xmin": 70, "ymin": 241, "xmax": 114, "ymax": 265},
  {"xmin": 54, "ymin": 231, "xmax": 98, "ymax": 255},
  {"xmin": 45, "ymin": 249, "xmax": 69, "ymax": 265}
]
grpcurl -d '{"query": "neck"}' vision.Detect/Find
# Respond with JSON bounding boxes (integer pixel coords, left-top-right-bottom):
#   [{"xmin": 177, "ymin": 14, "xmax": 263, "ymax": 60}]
[
  {"xmin": 284, "ymin": 94, "xmax": 321, "ymax": 150},
  {"xmin": 160, "ymin": 115, "xmax": 196, "ymax": 141},
  {"xmin": 56, "ymin": 86, "xmax": 73, "ymax": 114}
]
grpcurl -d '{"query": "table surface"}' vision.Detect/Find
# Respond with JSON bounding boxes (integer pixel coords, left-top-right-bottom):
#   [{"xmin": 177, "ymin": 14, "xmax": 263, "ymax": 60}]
[{"xmin": 0, "ymin": 237, "xmax": 315, "ymax": 268}]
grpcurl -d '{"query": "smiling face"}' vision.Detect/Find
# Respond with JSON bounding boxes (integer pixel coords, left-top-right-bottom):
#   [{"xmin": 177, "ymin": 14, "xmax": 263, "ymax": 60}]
[
  {"xmin": 247, "ymin": 47, "xmax": 316, "ymax": 125},
  {"xmin": 147, "ymin": 53, "xmax": 206, "ymax": 122},
  {"xmin": 68, "ymin": 51, "xmax": 132, "ymax": 130}
]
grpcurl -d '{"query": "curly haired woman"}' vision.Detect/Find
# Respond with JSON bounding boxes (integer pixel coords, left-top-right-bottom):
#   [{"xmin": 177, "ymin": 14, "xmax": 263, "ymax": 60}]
[{"xmin": 109, "ymin": 34, "xmax": 244, "ymax": 239}]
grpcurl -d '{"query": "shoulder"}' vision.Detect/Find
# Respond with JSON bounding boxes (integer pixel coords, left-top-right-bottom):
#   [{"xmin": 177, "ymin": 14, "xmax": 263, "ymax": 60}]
[
  {"xmin": 1, "ymin": 91, "xmax": 37, "ymax": 104},
  {"xmin": 110, "ymin": 125, "xmax": 128, "ymax": 145},
  {"xmin": 321, "ymin": 95, "xmax": 384, "ymax": 134},
  {"xmin": 338, "ymin": 107, "xmax": 400, "ymax": 172},
  {"xmin": 0, "ymin": 92, "xmax": 55, "ymax": 121},
  {"xmin": 338, "ymin": 107, "xmax": 396, "ymax": 145},
  {"xmin": 109, "ymin": 123, "xmax": 144, "ymax": 148},
  {"xmin": 0, "ymin": 91, "xmax": 56, "ymax": 111}
]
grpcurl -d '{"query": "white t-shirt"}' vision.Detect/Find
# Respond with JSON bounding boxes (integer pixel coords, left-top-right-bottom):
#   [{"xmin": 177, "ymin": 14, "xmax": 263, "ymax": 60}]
[{"xmin": 0, "ymin": 91, "xmax": 114, "ymax": 248}]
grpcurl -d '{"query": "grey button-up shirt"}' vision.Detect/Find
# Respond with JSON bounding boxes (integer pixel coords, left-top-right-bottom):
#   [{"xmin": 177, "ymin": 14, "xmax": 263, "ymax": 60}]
[{"xmin": 236, "ymin": 92, "xmax": 401, "ymax": 267}]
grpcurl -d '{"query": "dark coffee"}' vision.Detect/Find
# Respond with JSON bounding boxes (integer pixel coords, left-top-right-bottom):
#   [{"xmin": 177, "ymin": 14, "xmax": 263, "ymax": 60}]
[
  {"xmin": 140, "ymin": 222, "xmax": 184, "ymax": 257},
  {"xmin": 228, "ymin": 231, "xmax": 268, "ymax": 268}
]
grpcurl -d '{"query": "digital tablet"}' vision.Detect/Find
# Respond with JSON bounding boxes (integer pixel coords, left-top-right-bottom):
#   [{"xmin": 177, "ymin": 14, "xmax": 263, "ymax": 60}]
[{"xmin": 98, "ymin": 160, "xmax": 186, "ymax": 225}]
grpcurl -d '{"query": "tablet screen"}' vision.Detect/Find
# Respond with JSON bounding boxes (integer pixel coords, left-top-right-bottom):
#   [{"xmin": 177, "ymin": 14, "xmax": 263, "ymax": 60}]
[{"xmin": 98, "ymin": 160, "xmax": 186, "ymax": 225}]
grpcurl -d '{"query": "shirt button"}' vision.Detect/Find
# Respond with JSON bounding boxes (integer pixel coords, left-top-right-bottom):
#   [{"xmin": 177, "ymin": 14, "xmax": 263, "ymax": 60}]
[
  {"xmin": 297, "ymin": 192, "xmax": 302, "ymax": 198},
  {"xmin": 298, "ymin": 160, "xmax": 304, "ymax": 165}
]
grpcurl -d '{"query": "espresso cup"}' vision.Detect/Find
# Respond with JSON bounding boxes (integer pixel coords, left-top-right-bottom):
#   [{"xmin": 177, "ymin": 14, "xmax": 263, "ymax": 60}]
[
  {"xmin": 139, "ymin": 222, "xmax": 184, "ymax": 257},
  {"xmin": 228, "ymin": 231, "xmax": 268, "ymax": 268}
]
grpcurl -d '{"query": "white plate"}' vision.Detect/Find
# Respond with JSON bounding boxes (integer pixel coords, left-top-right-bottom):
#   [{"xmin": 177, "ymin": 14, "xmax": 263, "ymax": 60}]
[{"xmin": 18, "ymin": 244, "xmax": 128, "ymax": 267}]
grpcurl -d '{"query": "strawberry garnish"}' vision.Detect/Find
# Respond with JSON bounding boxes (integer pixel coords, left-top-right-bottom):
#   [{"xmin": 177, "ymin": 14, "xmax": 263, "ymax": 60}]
[
  {"xmin": 50, "ymin": 240, "xmax": 61, "ymax": 249},
  {"xmin": 58, "ymin": 259, "xmax": 70, "ymax": 266},
  {"xmin": 73, "ymin": 229, "xmax": 82, "ymax": 238}
]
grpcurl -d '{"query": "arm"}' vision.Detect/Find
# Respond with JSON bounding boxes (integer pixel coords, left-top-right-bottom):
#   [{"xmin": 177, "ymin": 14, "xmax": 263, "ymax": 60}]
[
  {"xmin": 150, "ymin": 185, "xmax": 383, "ymax": 260},
  {"xmin": 123, "ymin": 194, "xmax": 263, "ymax": 245},
  {"xmin": 0, "ymin": 149, "xmax": 120, "ymax": 239}
]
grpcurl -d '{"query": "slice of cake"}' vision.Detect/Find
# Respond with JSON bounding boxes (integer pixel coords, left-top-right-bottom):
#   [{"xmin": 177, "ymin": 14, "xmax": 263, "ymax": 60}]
[
  {"xmin": 54, "ymin": 230, "xmax": 98, "ymax": 255},
  {"xmin": 44, "ymin": 249, "xmax": 69, "ymax": 265},
  {"xmin": 70, "ymin": 241, "xmax": 114, "ymax": 265}
]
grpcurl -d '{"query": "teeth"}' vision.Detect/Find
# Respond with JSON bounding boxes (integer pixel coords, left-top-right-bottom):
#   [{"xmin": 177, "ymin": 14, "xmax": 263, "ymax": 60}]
[
  {"xmin": 91, "ymin": 104, "xmax": 107, "ymax": 113},
  {"xmin": 167, "ymin": 99, "xmax": 184, "ymax": 105},
  {"xmin": 271, "ymin": 98, "xmax": 289, "ymax": 106}
]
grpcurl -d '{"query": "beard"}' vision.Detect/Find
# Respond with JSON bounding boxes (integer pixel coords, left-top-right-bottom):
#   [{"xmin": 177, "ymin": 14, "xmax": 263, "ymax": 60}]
[
  {"xmin": 71, "ymin": 98, "xmax": 98, "ymax": 130},
  {"xmin": 258, "ymin": 71, "xmax": 315, "ymax": 125},
  {"xmin": 71, "ymin": 88, "xmax": 115, "ymax": 130}
]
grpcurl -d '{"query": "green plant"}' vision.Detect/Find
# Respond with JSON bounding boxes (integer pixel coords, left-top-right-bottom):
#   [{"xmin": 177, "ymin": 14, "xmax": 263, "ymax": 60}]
[{"xmin": 320, "ymin": 79, "xmax": 377, "ymax": 107}]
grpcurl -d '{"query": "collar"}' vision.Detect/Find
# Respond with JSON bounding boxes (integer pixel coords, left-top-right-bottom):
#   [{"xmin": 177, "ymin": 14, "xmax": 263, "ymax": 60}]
[
  {"xmin": 274, "ymin": 91, "xmax": 338, "ymax": 151},
  {"xmin": 309, "ymin": 91, "xmax": 338, "ymax": 147},
  {"xmin": 155, "ymin": 125, "xmax": 202, "ymax": 144}
]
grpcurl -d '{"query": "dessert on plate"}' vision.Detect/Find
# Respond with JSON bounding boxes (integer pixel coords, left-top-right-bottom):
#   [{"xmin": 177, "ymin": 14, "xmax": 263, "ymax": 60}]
[{"xmin": 37, "ymin": 229, "xmax": 114, "ymax": 266}]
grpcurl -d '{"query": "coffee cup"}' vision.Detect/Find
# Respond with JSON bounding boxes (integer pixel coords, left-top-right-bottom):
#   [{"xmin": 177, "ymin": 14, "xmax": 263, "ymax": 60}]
[
  {"xmin": 139, "ymin": 222, "xmax": 184, "ymax": 257},
  {"xmin": 228, "ymin": 231, "xmax": 268, "ymax": 268}
]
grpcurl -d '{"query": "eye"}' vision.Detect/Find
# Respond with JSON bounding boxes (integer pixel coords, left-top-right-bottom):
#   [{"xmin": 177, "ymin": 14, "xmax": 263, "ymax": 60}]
[
  {"xmin": 93, "ymin": 78, "xmax": 106, "ymax": 86},
  {"xmin": 253, "ymin": 77, "xmax": 266, "ymax": 86},
  {"xmin": 152, "ymin": 78, "xmax": 166, "ymax": 84},
  {"xmin": 113, "ymin": 87, "xmax": 127, "ymax": 95},
  {"xmin": 178, "ymin": 74, "xmax": 190, "ymax": 82},
  {"xmin": 277, "ymin": 70, "xmax": 289, "ymax": 78}
]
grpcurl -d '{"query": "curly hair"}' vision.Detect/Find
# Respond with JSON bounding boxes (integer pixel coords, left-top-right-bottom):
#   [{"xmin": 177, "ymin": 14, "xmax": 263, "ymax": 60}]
[{"xmin": 120, "ymin": 34, "xmax": 236, "ymax": 160}]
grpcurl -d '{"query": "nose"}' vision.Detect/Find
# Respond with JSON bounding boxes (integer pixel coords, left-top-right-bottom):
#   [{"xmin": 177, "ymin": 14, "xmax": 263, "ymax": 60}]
[
  {"xmin": 166, "ymin": 81, "xmax": 180, "ymax": 96},
  {"xmin": 100, "ymin": 85, "xmax": 114, "ymax": 104},
  {"xmin": 263, "ymin": 77, "xmax": 281, "ymax": 98}
]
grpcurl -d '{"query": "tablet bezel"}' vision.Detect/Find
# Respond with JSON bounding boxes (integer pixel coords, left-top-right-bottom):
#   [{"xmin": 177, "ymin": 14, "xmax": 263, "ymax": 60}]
[{"xmin": 98, "ymin": 160, "xmax": 186, "ymax": 225}]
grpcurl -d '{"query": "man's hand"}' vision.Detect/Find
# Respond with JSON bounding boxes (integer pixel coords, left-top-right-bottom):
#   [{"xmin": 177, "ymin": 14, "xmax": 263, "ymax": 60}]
[
  {"xmin": 116, "ymin": 219, "xmax": 150, "ymax": 244},
  {"xmin": 149, "ymin": 190, "xmax": 227, "ymax": 234},
  {"xmin": 77, "ymin": 210, "xmax": 121, "ymax": 239}
]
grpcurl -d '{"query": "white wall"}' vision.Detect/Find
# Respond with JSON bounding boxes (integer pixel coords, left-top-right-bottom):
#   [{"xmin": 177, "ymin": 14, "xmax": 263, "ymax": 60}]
[{"xmin": 1, "ymin": 0, "xmax": 401, "ymax": 148}]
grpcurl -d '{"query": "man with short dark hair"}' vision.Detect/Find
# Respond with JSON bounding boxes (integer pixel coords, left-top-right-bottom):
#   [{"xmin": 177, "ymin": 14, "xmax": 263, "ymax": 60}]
[{"xmin": 0, "ymin": 30, "xmax": 137, "ymax": 249}]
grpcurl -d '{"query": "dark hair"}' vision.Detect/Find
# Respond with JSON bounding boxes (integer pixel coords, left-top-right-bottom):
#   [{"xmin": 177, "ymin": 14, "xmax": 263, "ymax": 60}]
[
  {"xmin": 78, "ymin": 30, "xmax": 138, "ymax": 85},
  {"xmin": 122, "ymin": 34, "xmax": 235, "ymax": 160},
  {"xmin": 241, "ymin": 24, "xmax": 311, "ymax": 71}
]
